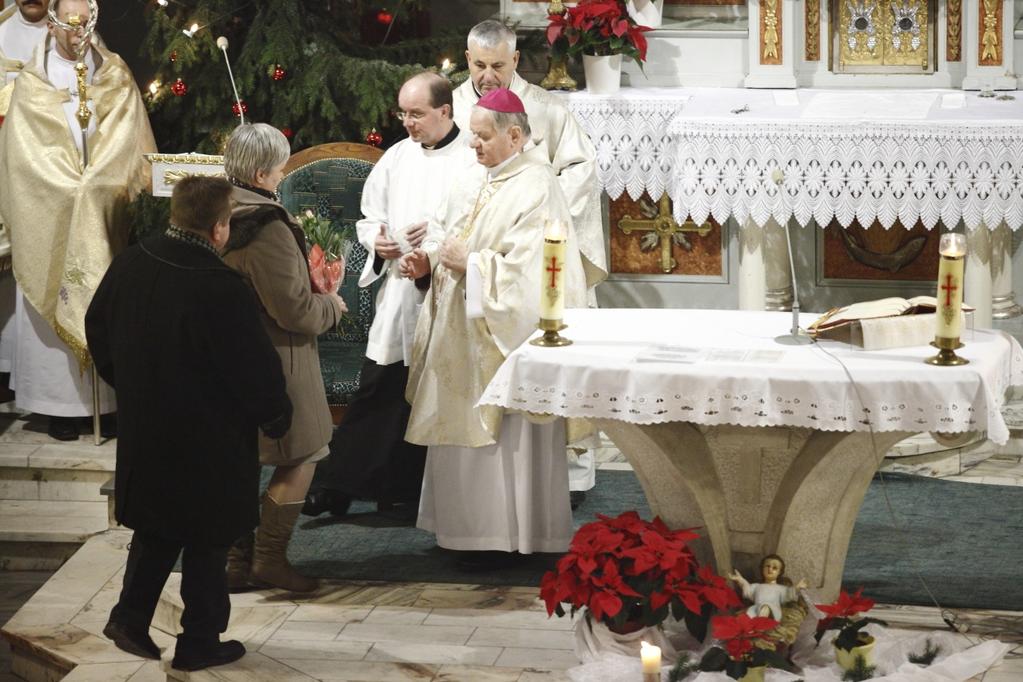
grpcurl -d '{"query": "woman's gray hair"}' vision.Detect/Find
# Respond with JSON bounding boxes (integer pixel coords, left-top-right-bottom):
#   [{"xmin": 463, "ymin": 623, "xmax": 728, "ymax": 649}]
[
  {"xmin": 473, "ymin": 105, "xmax": 531, "ymax": 139},
  {"xmin": 223, "ymin": 123, "xmax": 291, "ymax": 184},
  {"xmin": 467, "ymin": 20, "xmax": 516, "ymax": 52}
]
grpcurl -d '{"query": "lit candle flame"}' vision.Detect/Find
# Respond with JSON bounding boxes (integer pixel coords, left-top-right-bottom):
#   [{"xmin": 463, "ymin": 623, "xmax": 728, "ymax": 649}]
[
  {"xmin": 148, "ymin": 80, "xmax": 160, "ymax": 95},
  {"xmin": 544, "ymin": 220, "xmax": 567, "ymax": 241}
]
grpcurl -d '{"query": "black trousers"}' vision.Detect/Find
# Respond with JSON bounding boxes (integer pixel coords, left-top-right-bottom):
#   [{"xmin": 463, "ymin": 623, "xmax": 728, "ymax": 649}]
[
  {"xmin": 109, "ymin": 530, "xmax": 230, "ymax": 642},
  {"xmin": 318, "ymin": 357, "xmax": 426, "ymax": 503}
]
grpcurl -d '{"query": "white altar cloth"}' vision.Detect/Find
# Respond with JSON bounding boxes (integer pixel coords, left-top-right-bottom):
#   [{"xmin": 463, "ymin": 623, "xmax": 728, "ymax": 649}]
[
  {"xmin": 556, "ymin": 88, "xmax": 691, "ymax": 202},
  {"xmin": 666, "ymin": 88, "xmax": 1023, "ymax": 231},
  {"xmin": 479, "ymin": 309, "xmax": 1023, "ymax": 444}
]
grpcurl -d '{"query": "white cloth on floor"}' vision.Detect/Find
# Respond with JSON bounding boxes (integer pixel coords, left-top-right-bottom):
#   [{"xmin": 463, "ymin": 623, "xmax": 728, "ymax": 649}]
[
  {"xmin": 11, "ymin": 287, "xmax": 114, "ymax": 416},
  {"xmin": 417, "ymin": 413, "xmax": 573, "ymax": 554}
]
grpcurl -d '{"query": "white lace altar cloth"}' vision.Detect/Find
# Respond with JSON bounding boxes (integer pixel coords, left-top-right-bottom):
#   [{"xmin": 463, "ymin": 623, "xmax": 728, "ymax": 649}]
[
  {"xmin": 479, "ymin": 309, "xmax": 1023, "ymax": 444},
  {"xmin": 666, "ymin": 88, "xmax": 1023, "ymax": 231},
  {"xmin": 556, "ymin": 88, "xmax": 691, "ymax": 202}
]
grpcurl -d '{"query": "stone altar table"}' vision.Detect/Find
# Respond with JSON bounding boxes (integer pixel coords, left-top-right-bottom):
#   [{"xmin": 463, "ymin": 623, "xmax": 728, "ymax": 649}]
[{"xmin": 480, "ymin": 308, "xmax": 1023, "ymax": 600}]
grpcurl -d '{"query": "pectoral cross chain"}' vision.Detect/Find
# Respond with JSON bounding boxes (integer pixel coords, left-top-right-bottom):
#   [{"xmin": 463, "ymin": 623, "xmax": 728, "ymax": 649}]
[
  {"xmin": 547, "ymin": 257, "xmax": 561, "ymax": 288},
  {"xmin": 941, "ymin": 274, "xmax": 957, "ymax": 306}
]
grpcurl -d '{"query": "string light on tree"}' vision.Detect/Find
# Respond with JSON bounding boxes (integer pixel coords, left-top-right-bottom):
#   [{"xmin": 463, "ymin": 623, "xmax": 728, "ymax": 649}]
[
  {"xmin": 170, "ymin": 78, "xmax": 188, "ymax": 96},
  {"xmin": 182, "ymin": 22, "xmax": 200, "ymax": 38},
  {"xmin": 232, "ymin": 100, "xmax": 248, "ymax": 117},
  {"xmin": 169, "ymin": 50, "xmax": 177, "ymax": 62},
  {"xmin": 365, "ymin": 128, "xmax": 382, "ymax": 146}
]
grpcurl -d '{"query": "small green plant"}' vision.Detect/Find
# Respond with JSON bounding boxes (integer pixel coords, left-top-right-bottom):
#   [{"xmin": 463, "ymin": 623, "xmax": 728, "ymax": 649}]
[
  {"xmin": 841, "ymin": 653, "xmax": 876, "ymax": 681},
  {"xmin": 668, "ymin": 652, "xmax": 699, "ymax": 682},
  {"xmin": 908, "ymin": 638, "xmax": 941, "ymax": 666}
]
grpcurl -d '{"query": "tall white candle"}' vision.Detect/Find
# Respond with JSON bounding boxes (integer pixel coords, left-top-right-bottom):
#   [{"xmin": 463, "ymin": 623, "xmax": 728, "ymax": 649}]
[
  {"xmin": 540, "ymin": 221, "xmax": 567, "ymax": 321},
  {"xmin": 935, "ymin": 233, "xmax": 967, "ymax": 340},
  {"xmin": 640, "ymin": 640, "xmax": 661, "ymax": 674}
]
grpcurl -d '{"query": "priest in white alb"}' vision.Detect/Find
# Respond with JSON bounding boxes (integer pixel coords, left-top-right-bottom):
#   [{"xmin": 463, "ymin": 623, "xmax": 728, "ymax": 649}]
[
  {"xmin": 0, "ymin": 0, "xmax": 50, "ymax": 382},
  {"xmin": 303, "ymin": 71, "xmax": 475, "ymax": 518},
  {"xmin": 399, "ymin": 89, "xmax": 594, "ymax": 570},
  {"xmin": 0, "ymin": 0, "xmax": 155, "ymax": 440},
  {"xmin": 454, "ymin": 20, "xmax": 606, "ymax": 503}
]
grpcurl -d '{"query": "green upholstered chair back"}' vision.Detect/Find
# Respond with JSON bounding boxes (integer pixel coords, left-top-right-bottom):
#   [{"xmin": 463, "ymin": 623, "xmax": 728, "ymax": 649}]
[{"xmin": 277, "ymin": 142, "xmax": 383, "ymax": 408}]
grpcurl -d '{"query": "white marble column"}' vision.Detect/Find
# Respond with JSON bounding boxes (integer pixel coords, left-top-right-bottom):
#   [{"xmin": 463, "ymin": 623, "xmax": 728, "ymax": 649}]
[
  {"xmin": 964, "ymin": 227, "xmax": 993, "ymax": 329},
  {"xmin": 739, "ymin": 218, "xmax": 793, "ymax": 311},
  {"xmin": 990, "ymin": 222, "xmax": 1022, "ymax": 319}
]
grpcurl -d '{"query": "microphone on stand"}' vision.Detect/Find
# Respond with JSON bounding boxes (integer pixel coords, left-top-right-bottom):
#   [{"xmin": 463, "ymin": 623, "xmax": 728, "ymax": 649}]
[
  {"xmin": 217, "ymin": 36, "xmax": 245, "ymax": 125},
  {"xmin": 775, "ymin": 220, "xmax": 814, "ymax": 346}
]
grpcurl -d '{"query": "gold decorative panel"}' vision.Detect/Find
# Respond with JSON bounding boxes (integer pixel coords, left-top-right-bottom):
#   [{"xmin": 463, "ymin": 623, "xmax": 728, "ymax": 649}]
[
  {"xmin": 946, "ymin": 0, "xmax": 962, "ymax": 62},
  {"xmin": 979, "ymin": 0, "xmax": 1003, "ymax": 66},
  {"xmin": 805, "ymin": 0, "xmax": 821, "ymax": 61},
  {"xmin": 760, "ymin": 0, "xmax": 782, "ymax": 65},
  {"xmin": 832, "ymin": 1, "xmax": 935, "ymax": 73}
]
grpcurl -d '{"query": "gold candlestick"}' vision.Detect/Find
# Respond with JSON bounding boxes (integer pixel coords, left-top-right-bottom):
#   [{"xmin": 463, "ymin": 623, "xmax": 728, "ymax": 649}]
[
  {"xmin": 541, "ymin": 0, "xmax": 578, "ymax": 91},
  {"xmin": 531, "ymin": 221, "xmax": 572, "ymax": 347},
  {"xmin": 926, "ymin": 233, "xmax": 968, "ymax": 366}
]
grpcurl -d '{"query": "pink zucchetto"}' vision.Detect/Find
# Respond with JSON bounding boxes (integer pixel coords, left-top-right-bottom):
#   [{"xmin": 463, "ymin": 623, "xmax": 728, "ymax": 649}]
[{"xmin": 476, "ymin": 88, "xmax": 526, "ymax": 114}]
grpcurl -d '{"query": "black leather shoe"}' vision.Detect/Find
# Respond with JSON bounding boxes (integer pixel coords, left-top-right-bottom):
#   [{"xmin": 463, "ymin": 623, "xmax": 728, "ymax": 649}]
[
  {"xmin": 47, "ymin": 416, "xmax": 79, "ymax": 441},
  {"xmin": 171, "ymin": 639, "xmax": 245, "ymax": 671},
  {"xmin": 103, "ymin": 620, "xmax": 161, "ymax": 660},
  {"xmin": 302, "ymin": 488, "xmax": 352, "ymax": 517},
  {"xmin": 570, "ymin": 491, "xmax": 587, "ymax": 511},
  {"xmin": 455, "ymin": 550, "xmax": 519, "ymax": 572}
]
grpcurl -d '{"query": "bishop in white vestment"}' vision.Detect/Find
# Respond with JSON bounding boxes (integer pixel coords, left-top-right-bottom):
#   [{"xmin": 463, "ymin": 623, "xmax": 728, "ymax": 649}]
[
  {"xmin": 306, "ymin": 73, "xmax": 475, "ymax": 515},
  {"xmin": 402, "ymin": 89, "xmax": 592, "ymax": 565},
  {"xmin": 454, "ymin": 19, "xmax": 606, "ymax": 500}
]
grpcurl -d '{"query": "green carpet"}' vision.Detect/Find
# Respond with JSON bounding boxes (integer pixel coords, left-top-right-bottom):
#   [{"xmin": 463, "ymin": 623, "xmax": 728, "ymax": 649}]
[{"xmin": 276, "ymin": 469, "xmax": 1023, "ymax": 610}]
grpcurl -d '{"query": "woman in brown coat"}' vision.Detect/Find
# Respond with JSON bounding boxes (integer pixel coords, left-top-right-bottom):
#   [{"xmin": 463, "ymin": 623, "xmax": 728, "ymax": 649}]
[{"xmin": 222, "ymin": 123, "xmax": 346, "ymax": 592}]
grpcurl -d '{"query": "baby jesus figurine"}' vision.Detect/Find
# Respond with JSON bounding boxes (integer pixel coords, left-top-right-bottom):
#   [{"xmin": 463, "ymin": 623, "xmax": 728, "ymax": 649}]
[{"xmin": 730, "ymin": 554, "xmax": 807, "ymax": 621}]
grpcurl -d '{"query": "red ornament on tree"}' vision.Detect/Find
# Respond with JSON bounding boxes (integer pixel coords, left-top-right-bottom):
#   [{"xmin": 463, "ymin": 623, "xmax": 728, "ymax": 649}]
[
  {"xmin": 231, "ymin": 100, "xmax": 248, "ymax": 117},
  {"xmin": 169, "ymin": 50, "xmax": 177, "ymax": 62},
  {"xmin": 270, "ymin": 64, "xmax": 287, "ymax": 81},
  {"xmin": 365, "ymin": 128, "xmax": 383, "ymax": 146},
  {"xmin": 376, "ymin": 8, "xmax": 393, "ymax": 24},
  {"xmin": 170, "ymin": 78, "xmax": 188, "ymax": 96},
  {"xmin": 281, "ymin": 127, "xmax": 294, "ymax": 140}
]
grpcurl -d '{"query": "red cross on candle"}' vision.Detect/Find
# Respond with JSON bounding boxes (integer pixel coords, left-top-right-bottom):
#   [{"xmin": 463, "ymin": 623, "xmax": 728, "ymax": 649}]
[
  {"xmin": 941, "ymin": 273, "xmax": 957, "ymax": 306},
  {"xmin": 547, "ymin": 257, "xmax": 561, "ymax": 288}
]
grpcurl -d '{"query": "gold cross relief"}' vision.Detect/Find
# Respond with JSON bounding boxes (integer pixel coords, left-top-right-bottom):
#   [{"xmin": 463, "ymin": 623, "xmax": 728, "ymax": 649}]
[{"xmin": 617, "ymin": 194, "xmax": 711, "ymax": 273}]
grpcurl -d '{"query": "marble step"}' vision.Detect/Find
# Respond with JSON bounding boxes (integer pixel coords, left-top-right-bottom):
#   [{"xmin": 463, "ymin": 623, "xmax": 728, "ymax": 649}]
[
  {"xmin": 0, "ymin": 439, "xmax": 115, "ymax": 503},
  {"xmin": 0, "ymin": 499, "xmax": 108, "ymax": 570}
]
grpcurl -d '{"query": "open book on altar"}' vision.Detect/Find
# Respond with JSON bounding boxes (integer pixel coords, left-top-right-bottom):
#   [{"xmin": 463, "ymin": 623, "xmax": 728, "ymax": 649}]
[{"xmin": 809, "ymin": 296, "xmax": 973, "ymax": 350}]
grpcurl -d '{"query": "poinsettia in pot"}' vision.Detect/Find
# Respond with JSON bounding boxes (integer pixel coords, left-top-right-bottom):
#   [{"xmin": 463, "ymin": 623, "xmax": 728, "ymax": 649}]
[
  {"xmin": 698, "ymin": 613, "xmax": 793, "ymax": 682},
  {"xmin": 814, "ymin": 587, "xmax": 888, "ymax": 673},
  {"xmin": 298, "ymin": 210, "xmax": 350, "ymax": 294},
  {"xmin": 540, "ymin": 511, "xmax": 739, "ymax": 659},
  {"xmin": 546, "ymin": 0, "xmax": 652, "ymax": 94}
]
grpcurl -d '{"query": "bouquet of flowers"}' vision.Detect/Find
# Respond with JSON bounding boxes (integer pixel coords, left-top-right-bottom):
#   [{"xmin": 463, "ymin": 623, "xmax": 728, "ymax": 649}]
[
  {"xmin": 298, "ymin": 210, "xmax": 348, "ymax": 294},
  {"xmin": 814, "ymin": 587, "xmax": 887, "ymax": 652},
  {"xmin": 697, "ymin": 613, "xmax": 792, "ymax": 680},
  {"xmin": 540, "ymin": 511, "xmax": 739, "ymax": 640},
  {"xmin": 546, "ymin": 0, "xmax": 652, "ymax": 65}
]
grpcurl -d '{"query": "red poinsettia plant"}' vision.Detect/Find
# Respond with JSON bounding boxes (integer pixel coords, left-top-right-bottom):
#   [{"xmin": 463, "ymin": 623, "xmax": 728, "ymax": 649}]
[
  {"xmin": 814, "ymin": 587, "xmax": 887, "ymax": 651},
  {"xmin": 540, "ymin": 512, "xmax": 739, "ymax": 640},
  {"xmin": 547, "ymin": 0, "xmax": 652, "ymax": 65},
  {"xmin": 698, "ymin": 613, "xmax": 792, "ymax": 679}
]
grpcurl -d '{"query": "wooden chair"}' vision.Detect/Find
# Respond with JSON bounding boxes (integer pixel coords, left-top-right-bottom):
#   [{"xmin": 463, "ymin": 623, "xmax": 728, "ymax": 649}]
[{"xmin": 277, "ymin": 142, "xmax": 383, "ymax": 423}]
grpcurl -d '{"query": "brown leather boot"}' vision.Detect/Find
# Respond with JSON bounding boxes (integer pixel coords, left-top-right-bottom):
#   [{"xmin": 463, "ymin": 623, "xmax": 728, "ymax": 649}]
[
  {"xmin": 250, "ymin": 494, "xmax": 318, "ymax": 593},
  {"xmin": 226, "ymin": 531, "xmax": 254, "ymax": 593}
]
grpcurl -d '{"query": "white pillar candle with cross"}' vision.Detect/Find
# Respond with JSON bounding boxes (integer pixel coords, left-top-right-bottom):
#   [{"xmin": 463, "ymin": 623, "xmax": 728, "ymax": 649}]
[
  {"xmin": 935, "ymin": 233, "xmax": 967, "ymax": 341},
  {"xmin": 540, "ymin": 221, "xmax": 567, "ymax": 323}
]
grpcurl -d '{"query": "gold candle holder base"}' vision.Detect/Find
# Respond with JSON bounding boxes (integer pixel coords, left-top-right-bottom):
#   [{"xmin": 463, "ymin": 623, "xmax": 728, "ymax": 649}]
[
  {"xmin": 541, "ymin": 56, "xmax": 577, "ymax": 91},
  {"xmin": 925, "ymin": 339, "xmax": 969, "ymax": 366},
  {"xmin": 529, "ymin": 320, "xmax": 572, "ymax": 347}
]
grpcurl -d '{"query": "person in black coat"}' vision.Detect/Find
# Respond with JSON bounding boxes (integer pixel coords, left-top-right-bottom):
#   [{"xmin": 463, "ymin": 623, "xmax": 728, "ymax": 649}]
[{"xmin": 85, "ymin": 176, "xmax": 293, "ymax": 672}]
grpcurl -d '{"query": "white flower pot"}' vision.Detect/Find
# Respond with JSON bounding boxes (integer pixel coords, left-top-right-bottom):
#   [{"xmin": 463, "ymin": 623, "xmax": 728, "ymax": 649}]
[
  {"xmin": 573, "ymin": 609, "xmax": 676, "ymax": 663},
  {"xmin": 582, "ymin": 54, "xmax": 622, "ymax": 95}
]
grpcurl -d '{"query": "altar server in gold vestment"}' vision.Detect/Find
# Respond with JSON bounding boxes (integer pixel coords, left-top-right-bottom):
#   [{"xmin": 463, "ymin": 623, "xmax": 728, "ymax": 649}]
[
  {"xmin": 454, "ymin": 20, "xmax": 606, "ymax": 502},
  {"xmin": 0, "ymin": 0, "xmax": 156, "ymax": 440},
  {"xmin": 401, "ymin": 89, "xmax": 595, "ymax": 570}
]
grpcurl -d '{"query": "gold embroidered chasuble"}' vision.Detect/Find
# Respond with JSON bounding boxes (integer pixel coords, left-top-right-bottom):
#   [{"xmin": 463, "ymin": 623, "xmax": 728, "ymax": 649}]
[
  {"xmin": 0, "ymin": 40, "xmax": 156, "ymax": 365},
  {"xmin": 453, "ymin": 74, "xmax": 607, "ymax": 290},
  {"xmin": 405, "ymin": 146, "xmax": 589, "ymax": 449}
]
